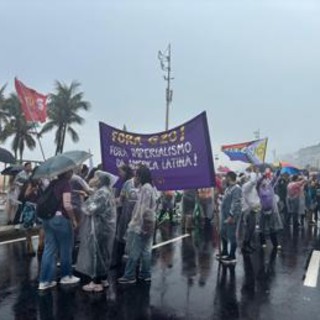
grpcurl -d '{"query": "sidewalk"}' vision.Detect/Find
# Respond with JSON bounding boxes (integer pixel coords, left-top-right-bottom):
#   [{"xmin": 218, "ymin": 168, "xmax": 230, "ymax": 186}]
[
  {"xmin": 0, "ymin": 205, "xmax": 38, "ymax": 242},
  {"xmin": 0, "ymin": 224, "xmax": 39, "ymax": 243}
]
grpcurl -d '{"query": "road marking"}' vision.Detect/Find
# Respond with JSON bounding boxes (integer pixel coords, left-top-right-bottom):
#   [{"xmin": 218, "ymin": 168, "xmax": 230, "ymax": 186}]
[
  {"xmin": 0, "ymin": 234, "xmax": 190, "ymax": 249},
  {"xmin": 0, "ymin": 235, "xmax": 39, "ymax": 246},
  {"xmin": 152, "ymin": 234, "xmax": 190, "ymax": 250},
  {"xmin": 304, "ymin": 250, "xmax": 320, "ymax": 288}
]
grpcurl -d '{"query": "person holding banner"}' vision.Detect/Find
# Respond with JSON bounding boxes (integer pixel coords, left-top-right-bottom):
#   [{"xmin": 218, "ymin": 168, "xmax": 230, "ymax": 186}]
[
  {"xmin": 198, "ymin": 188, "xmax": 214, "ymax": 225},
  {"xmin": 217, "ymin": 172, "xmax": 242, "ymax": 265},
  {"xmin": 182, "ymin": 189, "xmax": 198, "ymax": 231},
  {"xmin": 118, "ymin": 166, "xmax": 157, "ymax": 285}
]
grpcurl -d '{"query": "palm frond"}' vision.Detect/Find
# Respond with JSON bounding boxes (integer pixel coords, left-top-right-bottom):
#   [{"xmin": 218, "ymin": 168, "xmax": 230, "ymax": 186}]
[{"xmin": 67, "ymin": 126, "xmax": 79, "ymax": 143}]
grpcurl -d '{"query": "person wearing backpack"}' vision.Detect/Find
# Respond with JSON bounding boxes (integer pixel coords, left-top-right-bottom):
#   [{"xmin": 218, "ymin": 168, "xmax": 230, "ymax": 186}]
[
  {"xmin": 257, "ymin": 172, "xmax": 283, "ymax": 249},
  {"xmin": 38, "ymin": 170, "xmax": 80, "ymax": 291}
]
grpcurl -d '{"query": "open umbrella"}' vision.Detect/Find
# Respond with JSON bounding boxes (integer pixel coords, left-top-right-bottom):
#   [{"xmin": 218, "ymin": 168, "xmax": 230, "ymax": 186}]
[
  {"xmin": 0, "ymin": 147, "xmax": 15, "ymax": 164},
  {"xmin": 281, "ymin": 167, "xmax": 300, "ymax": 175},
  {"xmin": 32, "ymin": 150, "xmax": 92, "ymax": 179},
  {"xmin": 1, "ymin": 165, "xmax": 24, "ymax": 176},
  {"xmin": 274, "ymin": 161, "xmax": 301, "ymax": 175}
]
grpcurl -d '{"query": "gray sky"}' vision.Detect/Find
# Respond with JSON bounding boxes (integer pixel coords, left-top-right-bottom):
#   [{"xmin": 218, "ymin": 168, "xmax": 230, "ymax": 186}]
[{"xmin": 1, "ymin": 0, "xmax": 320, "ymax": 168}]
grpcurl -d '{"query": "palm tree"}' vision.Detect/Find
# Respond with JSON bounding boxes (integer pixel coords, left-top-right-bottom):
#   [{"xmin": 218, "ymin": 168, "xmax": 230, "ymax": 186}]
[
  {"xmin": 0, "ymin": 94, "xmax": 36, "ymax": 161},
  {"xmin": 41, "ymin": 81, "xmax": 90, "ymax": 155},
  {"xmin": 0, "ymin": 84, "xmax": 9, "ymax": 131}
]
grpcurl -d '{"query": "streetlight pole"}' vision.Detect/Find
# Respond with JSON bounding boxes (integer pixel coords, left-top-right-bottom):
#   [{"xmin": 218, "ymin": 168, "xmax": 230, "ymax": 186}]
[
  {"xmin": 158, "ymin": 44, "xmax": 173, "ymax": 131},
  {"xmin": 254, "ymin": 129, "xmax": 260, "ymax": 140}
]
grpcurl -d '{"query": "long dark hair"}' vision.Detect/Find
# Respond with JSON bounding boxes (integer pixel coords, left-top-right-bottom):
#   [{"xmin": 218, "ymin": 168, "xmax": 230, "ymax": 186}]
[
  {"xmin": 86, "ymin": 168, "xmax": 98, "ymax": 183},
  {"xmin": 120, "ymin": 164, "xmax": 134, "ymax": 182},
  {"xmin": 136, "ymin": 165, "xmax": 153, "ymax": 186}
]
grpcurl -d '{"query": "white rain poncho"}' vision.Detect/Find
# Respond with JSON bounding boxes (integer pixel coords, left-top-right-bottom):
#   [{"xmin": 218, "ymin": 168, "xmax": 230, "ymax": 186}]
[{"xmin": 76, "ymin": 172, "xmax": 117, "ymax": 278}]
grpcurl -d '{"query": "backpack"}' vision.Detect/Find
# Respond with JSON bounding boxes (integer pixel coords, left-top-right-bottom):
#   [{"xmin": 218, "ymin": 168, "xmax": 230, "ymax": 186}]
[
  {"xmin": 21, "ymin": 202, "xmax": 37, "ymax": 229},
  {"xmin": 36, "ymin": 181, "xmax": 60, "ymax": 220}
]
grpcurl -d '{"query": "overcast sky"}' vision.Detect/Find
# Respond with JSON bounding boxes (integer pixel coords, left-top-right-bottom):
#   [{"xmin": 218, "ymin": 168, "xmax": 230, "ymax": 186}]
[{"xmin": 1, "ymin": 0, "xmax": 320, "ymax": 168}]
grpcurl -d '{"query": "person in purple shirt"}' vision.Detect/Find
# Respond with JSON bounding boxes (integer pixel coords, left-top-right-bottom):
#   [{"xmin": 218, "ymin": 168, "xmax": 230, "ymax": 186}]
[{"xmin": 257, "ymin": 172, "xmax": 283, "ymax": 250}]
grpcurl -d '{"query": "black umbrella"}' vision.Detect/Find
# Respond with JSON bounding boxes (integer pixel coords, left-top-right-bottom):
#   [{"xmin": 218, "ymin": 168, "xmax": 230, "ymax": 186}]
[
  {"xmin": 0, "ymin": 147, "xmax": 15, "ymax": 164},
  {"xmin": 1, "ymin": 165, "xmax": 24, "ymax": 176}
]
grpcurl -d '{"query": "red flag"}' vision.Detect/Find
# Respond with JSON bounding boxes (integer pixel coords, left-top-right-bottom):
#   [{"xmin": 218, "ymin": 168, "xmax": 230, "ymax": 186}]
[{"xmin": 14, "ymin": 78, "xmax": 47, "ymax": 123}]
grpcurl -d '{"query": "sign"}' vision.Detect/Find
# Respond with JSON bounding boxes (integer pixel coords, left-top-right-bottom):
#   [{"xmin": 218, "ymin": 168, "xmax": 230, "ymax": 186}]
[{"xmin": 99, "ymin": 112, "xmax": 215, "ymax": 190}]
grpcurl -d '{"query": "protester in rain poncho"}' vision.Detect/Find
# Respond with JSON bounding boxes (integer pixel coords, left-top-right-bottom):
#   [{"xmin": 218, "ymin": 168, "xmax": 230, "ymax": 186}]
[
  {"xmin": 76, "ymin": 171, "xmax": 117, "ymax": 292},
  {"xmin": 239, "ymin": 169, "xmax": 261, "ymax": 254},
  {"xmin": 118, "ymin": 166, "xmax": 157, "ymax": 284}
]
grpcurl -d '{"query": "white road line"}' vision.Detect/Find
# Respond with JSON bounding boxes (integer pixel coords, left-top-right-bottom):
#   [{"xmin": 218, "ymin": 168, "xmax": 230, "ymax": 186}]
[
  {"xmin": 304, "ymin": 250, "xmax": 320, "ymax": 288},
  {"xmin": 0, "ymin": 235, "xmax": 39, "ymax": 246},
  {"xmin": 0, "ymin": 233, "xmax": 190, "ymax": 249},
  {"xmin": 152, "ymin": 234, "xmax": 190, "ymax": 250}
]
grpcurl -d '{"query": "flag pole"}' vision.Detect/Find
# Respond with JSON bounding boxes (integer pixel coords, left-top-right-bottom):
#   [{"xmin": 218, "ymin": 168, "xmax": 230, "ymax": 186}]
[
  {"xmin": 263, "ymin": 138, "xmax": 268, "ymax": 164},
  {"xmin": 17, "ymin": 79, "xmax": 46, "ymax": 161}
]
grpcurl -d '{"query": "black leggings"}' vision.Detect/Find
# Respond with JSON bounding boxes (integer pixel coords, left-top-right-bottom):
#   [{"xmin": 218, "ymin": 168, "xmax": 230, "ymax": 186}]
[{"xmin": 260, "ymin": 232, "xmax": 278, "ymax": 247}]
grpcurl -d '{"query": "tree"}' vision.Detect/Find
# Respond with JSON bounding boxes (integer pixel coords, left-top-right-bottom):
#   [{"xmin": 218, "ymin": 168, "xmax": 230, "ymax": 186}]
[
  {"xmin": 0, "ymin": 84, "xmax": 9, "ymax": 131},
  {"xmin": 0, "ymin": 94, "xmax": 36, "ymax": 161},
  {"xmin": 41, "ymin": 81, "xmax": 90, "ymax": 155}
]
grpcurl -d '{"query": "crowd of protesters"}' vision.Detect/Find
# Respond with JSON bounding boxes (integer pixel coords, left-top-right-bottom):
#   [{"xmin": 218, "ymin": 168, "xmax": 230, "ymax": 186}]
[{"xmin": 2, "ymin": 160, "xmax": 320, "ymax": 292}]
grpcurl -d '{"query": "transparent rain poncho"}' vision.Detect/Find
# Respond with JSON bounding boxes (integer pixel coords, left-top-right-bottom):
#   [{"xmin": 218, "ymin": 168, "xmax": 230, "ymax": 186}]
[{"xmin": 76, "ymin": 186, "xmax": 117, "ymax": 278}]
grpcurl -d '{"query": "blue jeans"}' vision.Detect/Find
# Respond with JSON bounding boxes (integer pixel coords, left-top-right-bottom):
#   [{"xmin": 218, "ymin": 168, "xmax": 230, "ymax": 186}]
[
  {"xmin": 39, "ymin": 215, "xmax": 74, "ymax": 283},
  {"xmin": 123, "ymin": 232, "xmax": 153, "ymax": 280}
]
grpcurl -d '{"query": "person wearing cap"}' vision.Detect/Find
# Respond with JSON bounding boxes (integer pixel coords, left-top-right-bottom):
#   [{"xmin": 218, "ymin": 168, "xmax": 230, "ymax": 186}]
[
  {"xmin": 76, "ymin": 170, "xmax": 117, "ymax": 292},
  {"xmin": 217, "ymin": 171, "xmax": 242, "ymax": 265}
]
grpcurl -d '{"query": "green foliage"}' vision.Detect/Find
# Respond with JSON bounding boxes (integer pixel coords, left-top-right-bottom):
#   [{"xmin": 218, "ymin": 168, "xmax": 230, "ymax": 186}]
[
  {"xmin": 41, "ymin": 81, "xmax": 90, "ymax": 155},
  {"xmin": 0, "ymin": 94, "xmax": 36, "ymax": 161}
]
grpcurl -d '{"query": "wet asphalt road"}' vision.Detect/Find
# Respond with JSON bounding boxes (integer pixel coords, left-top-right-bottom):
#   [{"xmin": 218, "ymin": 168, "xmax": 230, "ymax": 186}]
[{"xmin": 0, "ymin": 223, "xmax": 320, "ymax": 320}]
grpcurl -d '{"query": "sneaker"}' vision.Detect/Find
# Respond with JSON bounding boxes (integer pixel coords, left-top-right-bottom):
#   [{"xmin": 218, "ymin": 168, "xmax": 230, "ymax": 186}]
[
  {"xmin": 101, "ymin": 279, "xmax": 110, "ymax": 288},
  {"xmin": 38, "ymin": 281, "xmax": 57, "ymax": 291},
  {"xmin": 276, "ymin": 245, "xmax": 282, "ymax": 250},
  {"xmin": 138, "ymin": 277, "xmax": 152, "ymax": 282},
  {"xmin": 82, "ymin": 282, "xmax": 104, "ymax": 293},
  {"xmin": 261, "ymin": 244, "xmax": 267, "ymax": 249},
  {"xmin": 222, "ymin": 257, "xmax": 237, "ymax": 265},
  {"xmin": 117, "ymin": 277, "xmax": 137, "ymax": 285},
  {"xmin": 216, "ymin": 253, "xmax": 228, "ymax": 261},
  {"xmin": 60, "ymin": 276, "xmax": 80, "ymax": 285}
]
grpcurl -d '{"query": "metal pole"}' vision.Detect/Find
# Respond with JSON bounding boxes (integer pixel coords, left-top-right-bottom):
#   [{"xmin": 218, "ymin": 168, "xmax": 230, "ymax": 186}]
[
  {"xmin": 159, "ymin": 44, "xmax": 173, "ymax": 131},
  {"xmin": 254, "ymin": 129, "xmax": 260, "ymax": 140},
  {"xmin": 165, "ymin": 44, "xmax": 171, "ymax": 131}
]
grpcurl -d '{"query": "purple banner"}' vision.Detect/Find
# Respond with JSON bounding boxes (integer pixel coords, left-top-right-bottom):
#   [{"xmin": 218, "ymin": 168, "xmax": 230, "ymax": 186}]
[{"xmin": 99, "ymin": 112, "xmax": 215, "ymax": 190}]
